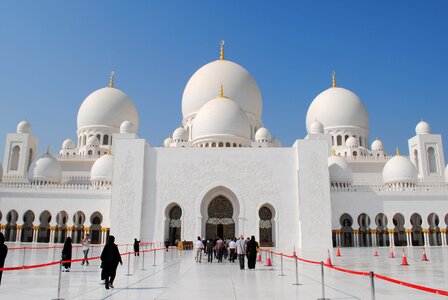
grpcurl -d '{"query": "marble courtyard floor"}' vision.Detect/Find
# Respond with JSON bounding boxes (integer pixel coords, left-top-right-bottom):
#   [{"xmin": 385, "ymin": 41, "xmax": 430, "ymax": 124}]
[{"xmin": 1, "ymin": 243, "xmax": 448, "ymax": 299}]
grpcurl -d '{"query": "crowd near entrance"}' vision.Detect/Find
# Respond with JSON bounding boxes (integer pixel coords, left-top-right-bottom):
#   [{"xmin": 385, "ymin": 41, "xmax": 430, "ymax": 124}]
[{"xmin": 333, "ymin": 212, "xmax": 448, "ymax": 247}]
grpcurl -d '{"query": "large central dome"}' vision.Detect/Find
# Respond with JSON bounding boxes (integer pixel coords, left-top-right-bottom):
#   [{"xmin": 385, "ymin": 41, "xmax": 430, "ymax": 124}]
[
  {"xmin": 182, "ymin": 59, "xmax": 262, "ymax": 119},
  {"xmin": 77, "ymin": 87, "xmax": 139, "ymax": 131}
]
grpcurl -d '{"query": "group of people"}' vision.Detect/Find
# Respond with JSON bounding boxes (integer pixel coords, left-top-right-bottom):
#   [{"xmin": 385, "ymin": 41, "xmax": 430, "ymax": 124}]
[
  {"xmin": 195, "ymin": 235, "xmax": 259, "ymax": 270},
  {"xmin": 59, "ymin": 234, "xmax": 125, "ymax": 289}
]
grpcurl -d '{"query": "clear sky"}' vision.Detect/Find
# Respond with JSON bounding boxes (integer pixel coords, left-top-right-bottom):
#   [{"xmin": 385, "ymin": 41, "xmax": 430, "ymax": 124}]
[{"xmin": 0, "ymin": 1, "xmax": 447, "ymax": 161}]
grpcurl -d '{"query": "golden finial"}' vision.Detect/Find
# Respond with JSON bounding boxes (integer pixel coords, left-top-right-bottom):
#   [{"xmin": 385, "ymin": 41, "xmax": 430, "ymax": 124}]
[
  {"xmin": 332, "ymin": 71, "xmax": 336, "ymax": 87},
  {"xmin": 219, "ymin": 83, "xmax": 224, "ymax": 97},
  {"xmin": 107, "ymin": 146, "xmax": 112, "ymax": 155},
  {"xmin": 219, "ymin": 40, "xmax": 225, "ymax": 60},
  {"xmin": 396, "ymin": 147, "xmax": 400, "ymax": 156},
  {"xmin": 332, "ymin": 148, "xmax": 336, "ymax": 156},
  {"xmin": 109, "ymin": 71, "xmax": 115, "ymax": 88}
]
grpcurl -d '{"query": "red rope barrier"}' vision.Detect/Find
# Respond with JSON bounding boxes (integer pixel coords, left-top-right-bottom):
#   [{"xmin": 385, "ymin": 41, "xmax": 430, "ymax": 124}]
[{"xmin": 262, "ymin": 248, "xmax": 448, "ymax": 297}]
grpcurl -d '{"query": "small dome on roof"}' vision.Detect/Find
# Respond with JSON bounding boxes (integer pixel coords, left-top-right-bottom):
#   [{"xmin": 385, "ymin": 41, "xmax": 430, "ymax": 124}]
[
  {"xmin": 120, "ymin": 120, "xmax": 135, "ymax": 133},
  {"xmin": 346, "ymin": 136, "xmax": 358, "ymax": 148},
  {"xmin": 28, "ymin": 152, "xmax": 62, "ymax": 184},
  {"xmin": 90, "ymin": 154, "xmax": 114, "ymax": 184},
  {"xmin": 62, "ymin": 139, "xmax": 74, "ymax": 149},
  {"xmin": 371, "ymin": 139, "xmax": 384, "ymax": 151},
  {"xmin": 415, "ymin": 120, "xmax": 431, "ymax": 135},
  {"xmin": 164, "ymin": 137, "xmax": 173, "ymax": 147},
  {"xmin": 17, "ymin": 120, "xmax": 32, "ymax": 134},
  {"xmin": 328, "ymin": 155, "xmax": 353, "ymax": 184},
  {"xmin": 382, "ymin": 154, "xmax": 418, "ymax": 184},
  {"xmin": 308, "ymin": 119, "xmax": 324, "ymax": 134},
  {"xmin": 255, "ymin": 127, "xmax": 271, "ymax": 142},
  {"xmin": 172, "ymin": 127, "xmax": 188, "ymax": 142},
  {"xmin": 86, "ymin": 136, "xmax": 99, "ymax": 147},
  {"xmin": 271, "ymin": 137, "xmax": 282, "ymax": 147}
]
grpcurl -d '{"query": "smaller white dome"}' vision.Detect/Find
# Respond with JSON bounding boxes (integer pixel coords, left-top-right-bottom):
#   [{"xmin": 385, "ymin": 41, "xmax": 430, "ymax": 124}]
[
  {"xmin": 271, "ymin": 137, "xmax": 282, "ymax": 147},
  {"xmin": 308, "ymin": 119, "xmax": 324, "ymax": 134},
  {"xmin": 0, "ymin": 162, "xmax": 3, "ymax": 183},
  {"xmin": 415, "ymin": 120, "xmax": 431, "ymax": 135},
  {"xmin": 255, "ymin": 127, "xmax": 272, "ymax": 142},
  {"xmin": 192, "ymin": 96, "xmax": 251, "ymax": 143},
  {"xmin": 62, "ymin": 139, "xmax": 74, "ymax": 149},
  {"xmin": 86, "ymin": 136, "xmax": 100, "ymax": 147},
  {"xmin": 164, "ymin": 137, "xmax": 173, "ymax": 147},
  {"xmin": 328, "ymin": 155, "xmax": 353, "ymax": 184},
  {"xmin": 17, "ymin": 120, "xmax": 32, "ymax": 134},
  {"xmin": 382, "ymin": 155, "xmax": 418, "ymax": 184},
  {"xmin": 346, "ymin": 136, "xmax": 358, "ymax": 148},
  {"xmin": 28, "ymin": 152, "xmax": 62, "ymax": 183},
  {"xmin": 444, "ymin": 164, "xmax": 448, "ymax": 184},
  {"xmin": 172, "ymin": 127, "xmax": 188, "ymax": 142},
  {"xmin": 91, "ymin": 154, "xmax": 114, "ymax": 183},
  {"xmin": 371, "ymin": 139, "xmax": 384, "ymax": 151},
  {"xmin": 120, "ymin": 120, "xmax": 135, "ymax": 133}
]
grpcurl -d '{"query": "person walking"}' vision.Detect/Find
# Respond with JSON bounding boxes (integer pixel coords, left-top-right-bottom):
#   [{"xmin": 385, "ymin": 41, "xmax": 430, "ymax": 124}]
[
  {"xmin": 164, "ymin": 239, "xmax": 169, "ymax": 252},
  {"xmin": 100, "ymin": 236, "xmax": 123, "ymax": 289},
  {"xmin": 0, "ymin": 233, "xmax": 8, "ymax": 285},
  {"xmin": 133, "ymin": 238, "xmax": 140, "ymax": 256},
  {"xmin": 235, "ymin": 235, "xmax": 245, "ymax": 270},
  {"xmin": 195, "ymin": 236, "xmax": 204, "ymax": 263},
  {"xmin": 206, "ymin": 239, "xmax": 214, "ymax": 263},
  {"xmin": 215, "ymin": 237, "xmax": 224, "ymax": 262},
  {"xmin": 81, "ymin": 233, "xmax": 90, "ymax": 266},
  {"xmin": 228, "ymin": 238, "xmax": 236, "ymax": 262},
  {"xmin": 62, "ymin": 237, "xmax": 72, "ymax": 272},
  {"xmin": 247, "ymin": 235, "xmax": 259, "ymax": 270}
]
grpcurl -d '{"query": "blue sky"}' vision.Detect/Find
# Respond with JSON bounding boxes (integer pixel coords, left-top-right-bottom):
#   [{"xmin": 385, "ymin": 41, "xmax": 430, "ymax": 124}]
[{"xmin": 0, "ymin": 1, "xmax": 447, "ymax": 160}]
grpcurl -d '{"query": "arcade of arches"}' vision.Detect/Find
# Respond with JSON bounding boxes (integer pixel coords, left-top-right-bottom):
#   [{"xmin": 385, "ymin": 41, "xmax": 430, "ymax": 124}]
[
  {"xmin": 334, "ymin": 212, "xmax": 448, "ymax": 247},
  {"xmin": 0, "ymin": 209, "xmax": 109, "ymax": 244}
]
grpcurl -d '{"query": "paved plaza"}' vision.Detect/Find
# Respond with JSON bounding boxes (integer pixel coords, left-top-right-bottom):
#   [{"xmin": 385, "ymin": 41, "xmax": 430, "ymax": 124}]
[{"xmin": 1, "ymin": 243, "xmax": 448, "ymax": 299}]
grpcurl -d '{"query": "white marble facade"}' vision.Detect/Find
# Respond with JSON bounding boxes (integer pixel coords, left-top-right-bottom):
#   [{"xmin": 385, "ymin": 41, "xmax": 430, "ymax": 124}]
[{"xmin": 0, "ymin": 43, "xmax": 447, "ymax": 259}]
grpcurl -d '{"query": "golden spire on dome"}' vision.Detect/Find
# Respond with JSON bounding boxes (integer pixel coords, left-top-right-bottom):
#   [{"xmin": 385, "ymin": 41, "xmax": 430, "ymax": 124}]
[
  {"xmin": 332, "ymin": 71, "xmax": 336, "ymax": 87},
  {"xmin": 396, "ymin": 147, "xmax": 400, "ymax": 156},
  {"xmin": 216, "ymin": 83, "xmax": 228, "ymax": 99},
  {"xmin": 219, "ymin": 40, "xmax": 225, "ymax": 60},
  {"xmin": 109, "ymin": 71, "xmax": 115, "ymax": 88}
]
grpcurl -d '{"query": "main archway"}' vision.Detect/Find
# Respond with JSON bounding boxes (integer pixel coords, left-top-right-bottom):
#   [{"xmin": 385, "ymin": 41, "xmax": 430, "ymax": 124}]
[{"xmin": 205, "ymin": 196, "xmax": 235, "ymax": 240}]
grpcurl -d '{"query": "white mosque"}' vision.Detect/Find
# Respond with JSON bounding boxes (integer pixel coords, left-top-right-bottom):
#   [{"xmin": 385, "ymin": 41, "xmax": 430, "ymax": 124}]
[{"xmin": 0, "ymin": 42, "xmax": 447, "ymax": 258}]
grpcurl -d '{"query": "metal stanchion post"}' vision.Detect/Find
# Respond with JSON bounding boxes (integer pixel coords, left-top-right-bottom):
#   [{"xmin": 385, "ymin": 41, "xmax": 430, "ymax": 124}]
[
  {"xmin": 141, "ymin": 244, "xmax": 146, "ymax": 270},
  {"xmin": 293, "ymin": 253, "xmax": 301, "ymax": 285},
  {"xmin": 22, "ymin": 246, "xmax": 26, "ymax": 267},
  {"xmin": 52, "ymin": 260, "xmax": 64, "ymax": 300},
  {"xmin": 125, "ymin": 252, "xmax": 132, "ymax": 276},
  {"xmin": 317, "ymin": 261, "xmax": 329, "ymax": 300},
  {"xmin": 370, "ymin": 271, "xmax": 376, "ymax": 300},
  {"xmin": 153, "ymin": 249, "xmax": 157, "ymax": 266},
  {"xmin": 279, "ymin": 253, "xmax": 285, "ymax": 276}
]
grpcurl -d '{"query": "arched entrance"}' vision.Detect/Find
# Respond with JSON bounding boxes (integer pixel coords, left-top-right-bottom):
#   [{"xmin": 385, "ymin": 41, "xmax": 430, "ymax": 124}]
[
  {"xmin": 206, "ymin": 196, "xmax": 235, "ymax": 240},
  {"xmin": 259, "ymin": 205, "xmax": 275, "ymax": 247},
  {"xmin": 168, "ymin": 205, "xmax": 182, "ymax": 245}
]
